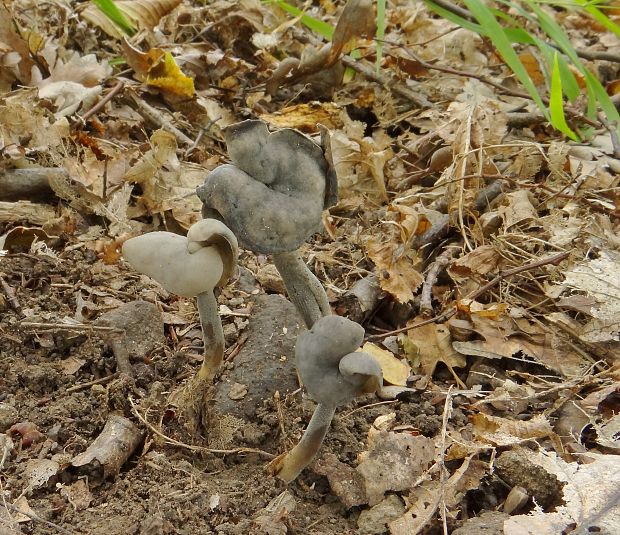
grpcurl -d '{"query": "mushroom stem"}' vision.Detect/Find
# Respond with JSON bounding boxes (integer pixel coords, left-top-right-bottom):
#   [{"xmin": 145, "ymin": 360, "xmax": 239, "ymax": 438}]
[
  {"xmin": 269, "ymin": 402, "xmax": 336, "ymax": 483},
  {"xmin": 272, "ymin": 251, "xmax": 331, "ymax": 328},
  {"xmin": 195, "ymin": 291, "xmax": 225, "ymax": 382}
]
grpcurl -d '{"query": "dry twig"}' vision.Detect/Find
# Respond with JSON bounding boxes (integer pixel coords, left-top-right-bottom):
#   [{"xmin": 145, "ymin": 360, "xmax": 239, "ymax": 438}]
[{"xmin": 368, "ymin": 250, "xmax": 569, "ymax": 340}]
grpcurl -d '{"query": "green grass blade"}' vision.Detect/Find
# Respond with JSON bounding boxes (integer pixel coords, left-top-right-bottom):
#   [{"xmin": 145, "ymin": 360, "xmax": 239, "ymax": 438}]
[
  {"xmin": 572, "ymin": 0, "xmax": 620, "ymax": 37},
  {"xmin": 463, "ymin": 0, "xmax": 549, "ymax": 119},
  {"xmin": 263, "ymin": 0, "xmax": 334, "ymax": 39},
  {"xmin": 92, "ymin": 0, "xmax": 136, "ymax": 36},
  {"xmin": 376, "ymin": 0, "xmax": 386, "ymax": 73},
  {"xmin": 550, "ymin": 52, "xmax": 578, "ymax": 139},
  {"xmin": 424, "ymin": 1, "xmax": 485, "ymax": 33}
]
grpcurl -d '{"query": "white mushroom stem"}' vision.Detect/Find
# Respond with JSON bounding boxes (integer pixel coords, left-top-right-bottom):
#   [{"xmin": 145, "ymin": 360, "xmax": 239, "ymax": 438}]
[
  {"xmin": 273, "ymin": 251, "xmax": 331, "ymax": 328},
  {"xmin": 270, "ymin": 402, "xmax": 336, "ymax": 483},
  {"xmin": 195, "ymin": 291, "xmax": 225, "ymax": 382}
]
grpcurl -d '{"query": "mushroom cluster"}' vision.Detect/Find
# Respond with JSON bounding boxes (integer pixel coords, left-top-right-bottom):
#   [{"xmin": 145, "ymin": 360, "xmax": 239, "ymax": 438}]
[
  {"xmin": 269, "ymin": 315, "xmax": 382, "ymax": 482},
  {"xmin": 122, "ymin": 120, "xmax": 384, "ymax": 480},
  {"xmin": 197, "ymin": 120, "xmax": 336, "ymax": 328}
]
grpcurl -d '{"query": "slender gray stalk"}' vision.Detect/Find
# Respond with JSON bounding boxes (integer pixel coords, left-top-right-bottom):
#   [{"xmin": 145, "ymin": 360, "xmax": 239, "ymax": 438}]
[
  {"xmin": 273, "ymin": 402, "xmax": 336, "ymax": 482},
  {"xmin": 196, "ymin": 291, "xmax": 224, "ymax": 381},
  {"xmin": 273, "ymin": 250, "xmax": 331, "ymax": 328}
]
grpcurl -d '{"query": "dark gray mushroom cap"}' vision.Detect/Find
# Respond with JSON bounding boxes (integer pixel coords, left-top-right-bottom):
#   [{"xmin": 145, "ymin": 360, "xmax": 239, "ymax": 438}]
[
  {"xmin": 295, "ymin": 315, "xmax": 383, "ymax": 407},
  {"xmin": 196, "ymin": 120, "xmax": 337, "ymax": 254}
]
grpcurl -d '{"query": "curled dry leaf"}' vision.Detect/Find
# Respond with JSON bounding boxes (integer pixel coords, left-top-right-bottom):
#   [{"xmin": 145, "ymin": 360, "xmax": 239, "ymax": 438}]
[
  {"xmin": 122, "ymin": 41, "xmax": 194, "ymax": 99},
  {"xmin": 328, "ymin": 0, "xmax": 375, "ymax": 64},
  {"xmin": 471, "ymin": 413, "xmax": 554, "ymax": 447},
  {"xmin": 80, "ymin": 0, "xmax": 182, "ymax": 39},
  {"xmin": 8, "ymin": 422, "xmax": 45, "ymax": 447},
  {"xmin": 505, "ymin": 452, "xmax": 620, "ymax": 535}
]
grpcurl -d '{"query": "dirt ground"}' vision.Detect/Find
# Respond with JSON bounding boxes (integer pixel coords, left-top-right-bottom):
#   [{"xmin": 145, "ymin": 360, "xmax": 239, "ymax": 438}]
[
  {"xmin": 2, "ymin": 0, "xmax": 620, "ymax": 533},
  {"xmin": 0, "ymin": 249, "xmax": 470, "ymax": 535}
]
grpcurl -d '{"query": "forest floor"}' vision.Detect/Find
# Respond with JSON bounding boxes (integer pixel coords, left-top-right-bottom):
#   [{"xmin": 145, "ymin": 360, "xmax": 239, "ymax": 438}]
[{"xmin": 1, "ymin": 1, "xmax": 619, "ymax": 534}]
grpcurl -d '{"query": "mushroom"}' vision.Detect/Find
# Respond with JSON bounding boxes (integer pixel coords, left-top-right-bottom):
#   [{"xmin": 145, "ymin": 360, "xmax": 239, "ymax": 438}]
[
  {"xmin": 197, "ymin": 119, "xmax": 337, "ymax": 328},
  {"xmin": 122, "ymin": 219, "xmax": 238, "ymax": 383},
  {"xmin": 268, "ymin": 315, "xmax": 383, "ymax": 482}
]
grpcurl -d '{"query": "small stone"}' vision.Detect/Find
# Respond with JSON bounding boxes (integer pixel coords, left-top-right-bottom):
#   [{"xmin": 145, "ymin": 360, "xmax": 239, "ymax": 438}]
[
  {"xmin": 228, "ymin": 383, "xmax": 248, "ymax": 400},
  {"xmin": 452, "ymin": 511, "xmax": 510, "ymax": 535},
  {"xmin": 0, "ymin": 403, "xmax": 18, "ymax": 432},
  {"xmin": 495, "ymin": 449, "xmax": 564, "ymax": 510},
  {"xmin": 357, "ymin": 495, "xmax": 406, "ymax": 534},
  {"xmin": 256, "ymin": 264, "xmax": 286, "ymax": 294}
]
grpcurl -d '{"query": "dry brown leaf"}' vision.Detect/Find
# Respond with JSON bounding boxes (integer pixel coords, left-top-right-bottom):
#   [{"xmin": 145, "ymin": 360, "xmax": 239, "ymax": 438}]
[
  {"xmin": 260, "ymin": 102, "xmax": 342, "ymax": 132},
  {"xmin": 357, "ymin": 431, "xmax": 434, "ymax": 506},
  {"xmin": 366, "ymin": 238, "xmax": 424, "ymax": 303},
  {"xmin": 401, "ymin": 321, "xmax": 466, "ymax": 376},
  {"xmin": 454, "ymin": 310, "xmax": 587, "ymax": 377},
  {"xmin": 389, "ymin": 456, "xmax": 483, "ymax": 534},
  {"xmin": 558, "ymin": 249, "xmax": 620, "ymax": 343},
  {"xmin": 448, "ymin": 244, "xmax": 502, "ymax": 281},
  {"xmin": 472, "ymin": 413, "xmax": 553, "ymax": 446},
  {"xmin": 518, "ymin": 53, "xmax": 545, "ymax": 86},
  {"xmin": 498, "ymin": 190, "xmax": 539, "ymax": 229},
  {"xmin": 0, "ymin": 3, "xmax": 35, "ymax": 87}
]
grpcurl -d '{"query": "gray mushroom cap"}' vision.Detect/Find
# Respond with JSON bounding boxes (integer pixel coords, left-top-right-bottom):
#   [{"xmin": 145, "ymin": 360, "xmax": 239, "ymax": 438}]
[
  {"xmin": 196, "ymin": 120, "xmax": 337, "ymax": 254},
  {"xmin": 295, "ymin": 315, "xmax": 383, "ymax": 407},
  {"xmin": 122, "ymin": 219, "xmax": 238, "ymax": 298}
]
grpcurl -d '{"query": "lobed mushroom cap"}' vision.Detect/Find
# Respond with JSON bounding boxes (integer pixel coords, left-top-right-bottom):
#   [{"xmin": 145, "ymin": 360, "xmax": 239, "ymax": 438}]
[
  {"xmin": 122, "ymin": 219, "xmax": 237, "ymax": 297},
  {"xmin": 196, "ymin": 120, "xmax": 337, "ymax": 254},
  {"xmin": 295, "ymin": 315, "xmax": 383, "ymax": 407}
]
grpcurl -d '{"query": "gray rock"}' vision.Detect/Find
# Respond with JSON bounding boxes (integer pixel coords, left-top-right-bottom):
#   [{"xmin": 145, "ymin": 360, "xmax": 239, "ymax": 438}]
[
  {"xmin": 495, "ymin": 448, "xmax": 564, "ymax": 509},
  {"xmin": 357, "ymin": 495, "xmax": 406, "ymax": 534},
  {"xmin": 452, "ymin": 511, "xmax": 510, "ymax": 535}
]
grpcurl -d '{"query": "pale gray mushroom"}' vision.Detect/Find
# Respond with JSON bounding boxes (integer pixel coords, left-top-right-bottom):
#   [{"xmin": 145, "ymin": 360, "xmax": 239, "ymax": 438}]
[
  {"xmin": 197, "ymin": 119, "xmax": 337, "ymax": 328},
  {"xmin": 268, "ymin": 315, "xmax": 383, "ymax": 482},
  {"xmin": 122, "ymin": 219, "xmax": 238, "ymax": 382}
]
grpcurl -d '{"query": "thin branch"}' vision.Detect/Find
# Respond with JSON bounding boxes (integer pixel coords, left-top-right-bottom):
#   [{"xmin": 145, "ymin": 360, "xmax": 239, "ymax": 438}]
[
  {"xmin": 367, "ymin": 251, "xmax": 569, "ymax": 340},
  {"xmin": 128, "ymin": 396, "xmax": 275, "ymax": 459},
  {"xmin": 1, "ymin": 502, "xmax": 73, "ymax": 535},
  {"xmin": 76, "ymin": 81, "xmax": 124, "ymax": 125},
  {"xmin": 19, "ymin": 322, "xmax": 124, "ymax": 333},
  {"xmin": 0, "ymin": 275, "xmax": 22, "ymax": 316}
]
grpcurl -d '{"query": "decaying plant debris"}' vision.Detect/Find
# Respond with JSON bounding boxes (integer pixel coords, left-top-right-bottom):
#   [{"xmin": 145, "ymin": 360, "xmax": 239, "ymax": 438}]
[{"xmin": 1, "ymin": 0, "xmax": 619, "ymax": 533}]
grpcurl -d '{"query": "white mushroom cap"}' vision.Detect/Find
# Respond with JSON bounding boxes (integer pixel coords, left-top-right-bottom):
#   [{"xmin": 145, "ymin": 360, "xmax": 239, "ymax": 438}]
[{"xmin": 122, "ymin": 219, "xmax": 238, "ymax": 297}]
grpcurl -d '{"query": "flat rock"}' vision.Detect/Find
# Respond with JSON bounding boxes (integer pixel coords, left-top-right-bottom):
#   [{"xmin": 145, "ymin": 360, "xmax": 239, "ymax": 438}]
[{"xmin": 95, "ymin": 300, "xmax": 165, "ymax": 360}]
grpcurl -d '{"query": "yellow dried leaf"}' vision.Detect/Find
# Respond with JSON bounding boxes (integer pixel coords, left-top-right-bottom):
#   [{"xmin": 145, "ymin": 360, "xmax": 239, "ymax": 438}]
[
  {"xmin": 122, "ymin": 42, "xmax": 194, "ymax": 99},
  {"xmin": 146, "ymin": 51, "xmax": 194, "ymax": 98},
  {"xmin": 360, "ymin": 342, "xmax": 410, "ymax": 386}
]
